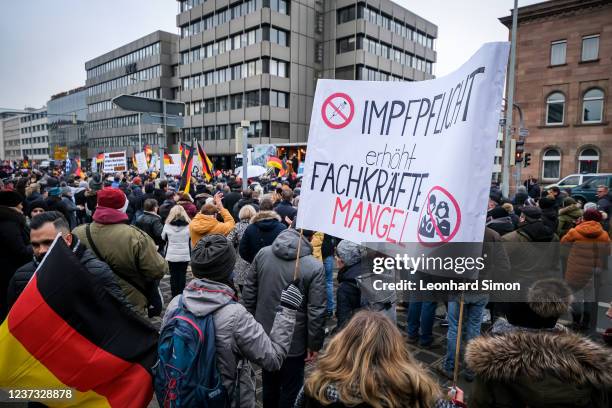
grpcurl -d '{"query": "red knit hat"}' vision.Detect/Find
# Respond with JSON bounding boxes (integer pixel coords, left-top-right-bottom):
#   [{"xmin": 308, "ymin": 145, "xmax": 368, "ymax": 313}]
[
  {"xmin": 133, "ymin": 176, "xmax": 142, "ymax": 186},
  {"xmin": 583, "ymin": 208, "xmax": 603, "ymax": 222},
  {"xmin": 97, "ymin": 188, "xmax": 127, "ymax": 211}
]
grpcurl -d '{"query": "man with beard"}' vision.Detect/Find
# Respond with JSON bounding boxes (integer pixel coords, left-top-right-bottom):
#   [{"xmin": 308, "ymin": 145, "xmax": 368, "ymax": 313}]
[{"xmin": 6, "ymin": 211, "xmax": 130, "ymax": 312}]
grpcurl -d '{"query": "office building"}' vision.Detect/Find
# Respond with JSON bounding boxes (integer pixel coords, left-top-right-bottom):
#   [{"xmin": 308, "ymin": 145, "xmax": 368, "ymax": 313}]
[
  {"xmin": 0, "ymin": 109, "xmax": 29, "ymax": 160},
  {"xmin": 19, "ymin": 108, "xmax": 50, "ymax": 161},
  {"xmin": 500, "ymin": 0, "xmax": 612, "ymax": 183},
  {"xmin": 175, "ymin": 0, "xmax": 437, "ymax": 168},
  {"xmin": 85, "ymin": 30, "xmax": 180, "ymax": 158},
  {"xmin": 47, "ymin": 86, "xmax": 88, "ymax": 160}
]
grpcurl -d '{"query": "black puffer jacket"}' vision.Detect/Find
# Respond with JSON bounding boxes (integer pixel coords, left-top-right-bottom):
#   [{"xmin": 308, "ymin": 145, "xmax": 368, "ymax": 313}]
[
  {"xmin": 0, "ymin": 206, "xmax": 32, "ymax": 320},
  {"xmin": 134, "ymin": 212, "xmax": 165, "ymax": 248},
  {"xmin": 6, "ymin": 239, "xmax": 131, "ymax": 313},
  {"xmin": 239, "ymin": 211, "xmax": 287, "ymax": 263}
]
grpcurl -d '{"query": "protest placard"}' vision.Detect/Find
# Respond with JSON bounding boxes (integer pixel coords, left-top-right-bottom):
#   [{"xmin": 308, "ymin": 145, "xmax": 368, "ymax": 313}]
[{"xmin": 103, "ymin": 151, "xmax": 127, "ymax": 173}]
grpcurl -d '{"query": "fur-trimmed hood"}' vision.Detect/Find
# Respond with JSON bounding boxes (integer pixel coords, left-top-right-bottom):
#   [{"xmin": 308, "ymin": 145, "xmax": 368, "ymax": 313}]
[
  {"xmin": 466, "ymin": 330, "xmax": 612, "ymax": 388},
  {"xmin": 250, "ymin": 210, "xmax": 281, "ymax": 224}
]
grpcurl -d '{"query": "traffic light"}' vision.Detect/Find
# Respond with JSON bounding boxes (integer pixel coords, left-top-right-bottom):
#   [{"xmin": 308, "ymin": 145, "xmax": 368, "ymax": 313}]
[
  {"xmin": 524, "ymin": 152, "xmax": 531, "ymax": 167},
  {"xmin": 515, "ymin": 139, "xmax": 525, "ymax": 163}
]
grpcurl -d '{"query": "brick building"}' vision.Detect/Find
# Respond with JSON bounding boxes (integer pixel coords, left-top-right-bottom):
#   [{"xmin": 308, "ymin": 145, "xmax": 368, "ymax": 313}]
[{"xmin": 500, "ymin": 0, "xmax": 612, "ymax": 184}]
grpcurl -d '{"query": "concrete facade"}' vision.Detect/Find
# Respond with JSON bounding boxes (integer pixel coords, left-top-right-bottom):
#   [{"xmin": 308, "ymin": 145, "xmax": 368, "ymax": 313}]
[
  {"xmin": 85, "ymin": 30, "xmax": 180, "ymax": 158},
  {"xmin": 19, "ymin": 108, "xmax": 50, "ymax": 161},
  {"xmin": 501, "ymin": 0, "xmax": 612, "ymax": 184},
  {"xmin": 175, "ymin": 0, "xmax": 436, "ymax": 166},
  {"xmin": 1, "ymin": 116, "xmax": 22, "ymax": 161}
]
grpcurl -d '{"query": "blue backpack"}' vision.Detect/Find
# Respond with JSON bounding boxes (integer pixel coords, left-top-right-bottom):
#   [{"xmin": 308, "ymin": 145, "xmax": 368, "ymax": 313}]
[{"xmin": 153, "ymin": 296, "xmax": 229, "ymax": 408}]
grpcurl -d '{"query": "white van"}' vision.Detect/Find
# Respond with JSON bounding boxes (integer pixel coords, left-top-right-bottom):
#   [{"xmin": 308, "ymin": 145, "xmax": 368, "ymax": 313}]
[{"xmin": 544, "ymin": 174, "xmax": 598, "ymax": 190}]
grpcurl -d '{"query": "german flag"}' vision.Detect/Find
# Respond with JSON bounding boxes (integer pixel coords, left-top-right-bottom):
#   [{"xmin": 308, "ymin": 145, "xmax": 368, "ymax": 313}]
[
  {"xmin": 267, "ymin": 156, "xmax": 283, "ymax": 170},
  {"xmin": 0, "ymin": 237, "xmax": 158, "ymax": 407},
  {"xmin": 143, "ymin": 145, "xmax": 153, "ymax": 167},
  {"xmin": 96, "ymin": 153, "xmax": 105, "ymax": 165},
  {"xmin": 163, "ymin": 153, "xmax": 173, "ymax": 165},
  {"xmin": 179, "ymin": 145, "xmax": 194, "ymax": 193},
  {"xmin": 196, "ymin": 142, "xmax": 214, "ymax": 182},
  {"xmin": 179, "ymin": 143, "xmax": 192, "ymax": 173}
]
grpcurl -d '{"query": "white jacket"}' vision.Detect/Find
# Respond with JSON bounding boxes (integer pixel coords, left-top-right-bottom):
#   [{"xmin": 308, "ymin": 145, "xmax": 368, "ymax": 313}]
[{"xmin": 161, "ymin": 222, "xmax": 191, "ymax": 262}]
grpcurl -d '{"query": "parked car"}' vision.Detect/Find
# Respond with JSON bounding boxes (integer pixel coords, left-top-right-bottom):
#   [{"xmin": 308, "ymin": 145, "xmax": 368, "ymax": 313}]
[
  {"xmin": 544, "ymin": 174, "xmax": 598, "ymax": 190},
  {"xmin": 570, "ymin": 174, "xmax": 612, "ymax": 204}
]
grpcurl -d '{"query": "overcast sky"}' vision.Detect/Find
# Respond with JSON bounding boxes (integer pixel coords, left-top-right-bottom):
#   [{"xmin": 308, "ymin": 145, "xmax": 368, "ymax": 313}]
[{"xmin": 0, "ymin": 0, "xmax": 544, "ymax": 109}]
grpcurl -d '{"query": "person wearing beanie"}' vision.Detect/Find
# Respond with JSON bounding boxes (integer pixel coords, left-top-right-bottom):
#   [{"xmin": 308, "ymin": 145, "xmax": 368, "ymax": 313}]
[
  {"xmin": 513, "ymin": 185, "xmax": 529, "ymax": 207},
  {"xmin": 242, "ymin": 228, "xmax": 326, "ymax": 408},
  {"xmin": 561, "ymin": 208, "xmax": 610, "ymax": 334},
  {"xmin": 160, "ymin": 234, "xmax": 302, "ymax": 406},
  {"xmin": 466, "ymin": 279, "xmax": 612, "ymax": 408},
  {"xmin": 45, "ymin": 186, "xmax": 72, "ymax": 229},
  {"xmin": 557, "ymin": 196, "xmax": 583, "ymax": 238},
  {"xmin": 0, "ymin": 190, "xmax": 33, "ymax": 321},
  {"xmin": 73, "ymin": 188, "xmax": 168, "ymax": 318},
  {"xmin": 26, "ymin": 199, "xmax": 48, "ymax": 220},
  {"xmin": 177, "ymin": 191, "xmax": 198, "ymax": 219},
  {"xmin": 189, "ymin": 192, "xmax": 235, "ymax": 245},
  {"xmin": 335, "ymin": 240, "xmax": 366, "ymax": 329},
  {"xmin": 486, "ymin": 206, "xmax": 515, "ymax": 236}
]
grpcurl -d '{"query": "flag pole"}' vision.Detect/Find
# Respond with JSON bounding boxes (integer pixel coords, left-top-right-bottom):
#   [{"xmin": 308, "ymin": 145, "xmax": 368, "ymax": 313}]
[{"xmin": 452, "ymin": 292, "xmax": 465, "ymax": 387}]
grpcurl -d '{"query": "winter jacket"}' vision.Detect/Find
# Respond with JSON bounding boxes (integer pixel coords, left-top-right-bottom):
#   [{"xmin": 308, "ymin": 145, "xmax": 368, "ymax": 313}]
[
  {"xmin": 135, "ymin": 211, "xmax": 165, "ymax": 248},
  {"xmin": 466, "ymin": 322, "xmax": 612, "ymax": 408},
  {"xmin": 128, "ymin": 186, "xmax": 145, "ymax": 220},
  {"xmin": 513, "ymin": 191, "xmax": 529, "ymax": 207},
  {"xmin": 486, "ymin": 216, "xmax": 515, "ymax": 236},
  {"xmin": 190, "ymin": 208, "xmax": 235, "ymax": 245},
  {"xmin": 7, "ymin": 239, "xmax": 133, "ymax": 314},
  {"xmin": 541, "ymin": 207, "xmax": 559, "ymax": 232},
  {"xmin": 501, "ymin": 221, "xmax": 559, "ymax": 283},
  {"xmin": 0, "ymin": 206, "xmax": 32, "ymax": 320},
  {"xmin": 336, "ymin": 262, "xmax": 363, "ymax": 328},
  {"xmin": 153, "ymin": 189, "xmax": 166, "ymax": 206},
  {"xmin": 162, "ymin": 278, "xmax": 297, "ymax": 407},
  {"xmin": 61, "ymin": 196, "xmax": 78, "ymax": 229},
  {"xmin": 239, "ymin": 211, "xmax": 287, "ymax": 263},
  {"xmin": 597, "ymin": 193, "xmax": 612, "ymax": 230},
  {"xmin": 242, "ymin": 228, "xmax": 327, "ymax": 356},
  {"xmin": 561, "ymin": 221, "xmax": 610, "ymax": 290},
  {"xmin": 557, "ymin": 204, "xmax": 582, "ymax": 238},
  {"xmin": 46, "ymin": 196, "xmax": 71, "ymax": 223},
  {"xmin": 232, "ymin": 198, "xmax": 260, "ymax": 221},
  {"xmin": 274, "ymin": 200, "xmax": 298, "ymax": 226},
  {"xmin": 221, "ymin": 191, "xmax": 241, "ymax": 219},
  {"xmin": 161, "ymin": 220, "xmax": 191, "ymax": 263},
  {"xmin": 227, "ymin": 220, "xmax": 251, "ymax": 286},
  {"xmin": 178, "ymin": 200, "xmax": 198, "ymax": 219},
  {"xmin": 73, "ymin": 207, "xmax": 168, "ymax": 316},
  {"xmin": 84, "ymin": 190, "xmax": 98, "ymax": 218}
]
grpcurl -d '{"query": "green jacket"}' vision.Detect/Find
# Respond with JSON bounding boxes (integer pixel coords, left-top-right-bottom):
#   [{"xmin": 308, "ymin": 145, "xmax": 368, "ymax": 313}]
[
  {"xmin": 557, "ymin": 204, "xmax": 583, "ymax": 238},
  {"xmin": 466, "ymin": 327, "xmax": 612, "ymax": 408},
  {"xmin": 74, "ymin": 222, "xmax": 168, "ymax": 316}
]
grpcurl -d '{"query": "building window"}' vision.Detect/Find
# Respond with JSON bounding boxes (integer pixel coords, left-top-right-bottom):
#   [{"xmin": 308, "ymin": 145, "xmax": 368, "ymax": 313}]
[
  {"xmin": 578, "ymin": 148, "xmax": 599, "ymax": 174},
  {"xmin": 545, "ymin": 92, "xmax": 565, "ymax": 125},
  {"xmin": 550, "ymin": 40, "xmax": 566, "ymax": 65},
  {"xmin": 542, "ymin": 149, "xmax": 561, "ymax": 179},
  {"xmin": 336, "ymin": 37, "xmax": 356, "ymax": 54},
  {"xmin": 581, "ymin": 35, "xmax": 599, "ymax": 61},
  {"xmin": 337, "ymin": 5, "xmax": 356, "ymax": 24},
  {"xmin": 582, "ymin": 88, "xmax": 604, "ymax": 123}
]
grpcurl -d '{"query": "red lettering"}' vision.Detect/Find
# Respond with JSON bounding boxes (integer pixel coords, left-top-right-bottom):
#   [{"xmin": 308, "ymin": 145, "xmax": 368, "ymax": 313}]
[
  {"xmin": 347, "ymin": 201, "xmax": 364, "ymax": 231},
  {"xmin": 364, "ymin": 201, "xmax": 380, "ymax": 235},
  {"xmin": 332, "ymin": 197, "xmax": 352, "ymax": 226},
  {"xmin": 376, "ymin": 207, "xmax": 392, "ymax": 238}
]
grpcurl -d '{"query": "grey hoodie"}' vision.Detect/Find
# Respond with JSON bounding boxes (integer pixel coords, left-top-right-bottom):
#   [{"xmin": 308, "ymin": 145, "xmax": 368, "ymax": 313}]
[
  {"xmin": 162, "ymin": 278, "xmax": 297, "ymax": 407},
  {"xmin": 242, "ymin": 228, "xmax": 327, "ymax": 356}
]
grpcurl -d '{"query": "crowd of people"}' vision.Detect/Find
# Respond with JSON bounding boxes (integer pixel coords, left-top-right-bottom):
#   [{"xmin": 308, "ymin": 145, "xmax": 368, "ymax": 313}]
[{"xmin": 0, "ymin": 167, "xmax": 611, "ymax": 407}]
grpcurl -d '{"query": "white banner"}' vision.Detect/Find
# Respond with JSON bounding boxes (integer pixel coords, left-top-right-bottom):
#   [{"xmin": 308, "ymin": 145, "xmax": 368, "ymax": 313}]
[
  {"xmin": 164, "ymin": 154, "xmax": 182, "ymax": 176},
  {"xmin": 135, "ymin": 152, "xmax": 148, "ymax": 174},
  {"xmin": 103, "ymin": 151, "xmax": 127, "ymax": 173},
  {"xmin": 296, "ymin": 43, "xmax": 509, "ymax": 244}
]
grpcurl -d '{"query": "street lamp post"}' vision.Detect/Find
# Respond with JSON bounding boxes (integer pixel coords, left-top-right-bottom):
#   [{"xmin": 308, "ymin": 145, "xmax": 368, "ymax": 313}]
[{"xmin": 502, "ymin": 0, "xmax": 519, "ymax": 197}]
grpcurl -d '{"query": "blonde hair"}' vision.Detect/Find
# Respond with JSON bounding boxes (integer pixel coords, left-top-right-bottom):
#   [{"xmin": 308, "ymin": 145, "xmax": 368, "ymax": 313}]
[
  {"xmin": 25, "ymin": 183, "xmax": 40, "ymax": 197},
  {"xmin": 165, "ymin": 205, "xmax": 191, "ymax": 224},
  {"xmin": 238, "ymin": 204, "xmax": 256, "ymax": 221},
  {"xmin": 305, "ymin": 311, "xmax": 440, "ymax": 408},
  {"xmin": 502, "ymin": 202, "xmax": 513, "ymax": 214}
]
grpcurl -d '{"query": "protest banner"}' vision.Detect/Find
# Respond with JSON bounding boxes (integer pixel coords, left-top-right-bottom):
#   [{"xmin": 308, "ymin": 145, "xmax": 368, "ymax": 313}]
[
  {"xmin": 164, "ymin": 154, "xmax": 182, "ymax": 176},
  {"xmin": 135, "ymin": 152, "xmax": 148, "ymax": 174},
  {"xmin": 103, "ymin": 151, "xmax": 127, "ymax": 173},
  {"xmin": 296, "ymin": 43, "xmax": 510, "ymax": 244}
]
